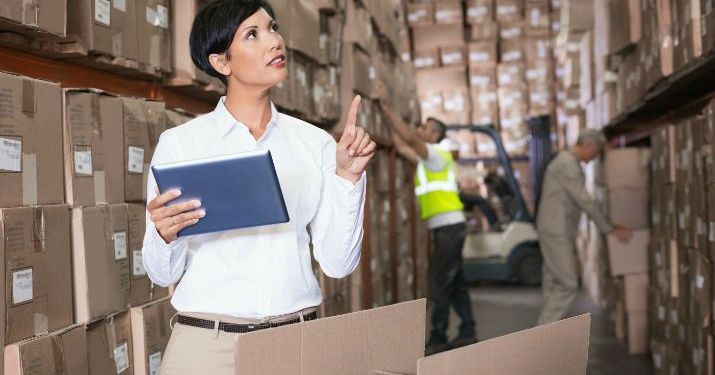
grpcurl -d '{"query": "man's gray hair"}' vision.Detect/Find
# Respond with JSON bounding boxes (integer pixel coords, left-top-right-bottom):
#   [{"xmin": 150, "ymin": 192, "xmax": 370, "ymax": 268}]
[{"xmin": 576, "ymin": 129, "xmax": 607, "ymax": 148}]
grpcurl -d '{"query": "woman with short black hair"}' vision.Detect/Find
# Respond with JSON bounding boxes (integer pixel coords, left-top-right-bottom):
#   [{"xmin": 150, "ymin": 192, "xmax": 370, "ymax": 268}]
[{"xmin": 142, "ymin": 1, "xmax": 375, "ymax": 373}]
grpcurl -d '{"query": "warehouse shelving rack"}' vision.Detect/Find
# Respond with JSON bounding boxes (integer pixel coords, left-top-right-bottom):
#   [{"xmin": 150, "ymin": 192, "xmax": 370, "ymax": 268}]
[{"xmin": 0, "ymin": 44, "xmax": 424, "ymax": 312}]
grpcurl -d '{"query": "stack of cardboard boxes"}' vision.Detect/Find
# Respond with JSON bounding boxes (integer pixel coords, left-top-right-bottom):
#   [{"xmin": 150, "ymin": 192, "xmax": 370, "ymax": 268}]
[
  {"xmin": 408, "ymin": 0, "xmax": 561, "ymax": 158},
  {"xmin": 0, "ymin": 69, "xmax": 194, "ymax": 374},
  {"xmin": 648, "ymin": 99, "xmax": 715, "ymax": 375}
]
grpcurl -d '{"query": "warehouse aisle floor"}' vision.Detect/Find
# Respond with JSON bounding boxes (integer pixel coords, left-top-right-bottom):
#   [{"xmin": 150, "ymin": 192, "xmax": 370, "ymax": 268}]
[{"xmin": 442, "ymin": 286, "xmax": 652, "ymax": 374}]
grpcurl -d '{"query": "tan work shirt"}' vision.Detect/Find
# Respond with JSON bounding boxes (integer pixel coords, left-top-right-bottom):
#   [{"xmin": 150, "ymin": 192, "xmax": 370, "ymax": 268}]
[{"xmin": 536, "ymin": 151, "xmax": 612, "ymax": 239}]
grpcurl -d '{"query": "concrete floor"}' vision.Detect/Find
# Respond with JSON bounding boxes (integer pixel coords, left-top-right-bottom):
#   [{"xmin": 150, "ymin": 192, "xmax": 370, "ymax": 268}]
[{"xmin": 441, "ymin": 286, "xmax": 652, "ymax": 375}]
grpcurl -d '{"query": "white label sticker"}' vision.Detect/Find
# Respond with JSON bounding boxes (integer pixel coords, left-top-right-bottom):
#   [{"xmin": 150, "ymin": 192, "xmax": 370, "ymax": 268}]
[
  {"xmin": 113, "ymin": 0, "xmax": 126, "ymax": 11},
  {"xmin": 710, "ymin": 222, "xmax": 715, "ymax": 242},
  {"xmin": 95, "ymin": 0, "xmax": 111, "ymax": 26},
  {"xmin": 442, "ymin": 52, "xmax": 462, "ymax": 64},
  {"xmin": 148, "ymin": 351, "xmax": 162, "ymax": 375},
  {"xmin": 697, "ymin": 275, "xmax": 705, "ymax": 289},
  {"xmin": 133, "ymin": 250, "xmax": 146, "ymax": 276},
  {"xmin": 0, "ymin": 137, "xmax": 21, "ymax": 172},
  {"xmin": 74, "ymin": 150, "xmax": 93, "ymax": 175},
  {"xmin": 114, "ymin": 342, "xmax": 129, "ymax": 374},
  {"xmin": 369, "ymin": 66, "xmax": 376, "ymax": 80},
  {"xmin": 113, "ymin": 232, "xmax": 128, "ymax": 260},
  {"xmin": 468, "ymin": 6, "xmax": 488, "ymax": 18},
  {"xmin": 128, "ymin": 146, "xmax": 144, "ymax": 174},
  {"xmin": 12, "ymin": 268, "xmax": 33, "ymax": 305},
  {"xmin": 157, "ymin": 5, "xmax": 169, "ymax": 29},
  {"xmin": 146, "ymin": 6, "xmax": 159, "ymax": 26},
  {"xmin": 658, "ymin": 306, "xmax": 666, "ymax": 321},
  {"xmin": 654, "ymin": 354, "xmax": 662, "ymax": 368}
]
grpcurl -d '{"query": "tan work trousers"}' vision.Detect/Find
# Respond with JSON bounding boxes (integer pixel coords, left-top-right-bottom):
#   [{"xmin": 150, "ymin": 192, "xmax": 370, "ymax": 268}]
[
  {"xmin": 160, "ymin": 308, "xmax": 317, "ymax": 375},
  {"xmin": 537, "ymin": 234, "xmax": 579, "ymax": 326}
]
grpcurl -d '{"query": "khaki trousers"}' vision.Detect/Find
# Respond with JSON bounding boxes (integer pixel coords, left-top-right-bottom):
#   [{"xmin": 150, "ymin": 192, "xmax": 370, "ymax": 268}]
[
  {"xmin": 537, "ymin": 234, "xmax": 579, "ymax": 326},
  {"xmin": 160, "ymin": 308, "xmax": 317, "ymax": 375}
]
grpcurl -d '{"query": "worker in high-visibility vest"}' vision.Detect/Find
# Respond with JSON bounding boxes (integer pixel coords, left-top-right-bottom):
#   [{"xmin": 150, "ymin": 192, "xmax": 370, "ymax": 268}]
[{"xmin": 379, "ymin": 96, "xmax": 477, "ymax": 356}]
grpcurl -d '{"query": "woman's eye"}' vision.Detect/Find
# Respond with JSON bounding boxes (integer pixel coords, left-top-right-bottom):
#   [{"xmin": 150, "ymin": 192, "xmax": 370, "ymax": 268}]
[
  {"xmin": 271, "ymin": 23, "xmax": 279, "ymax": 32},
  {"xmin": 247, "ymin": 30, "xmax": 256, "ymax": 39}
]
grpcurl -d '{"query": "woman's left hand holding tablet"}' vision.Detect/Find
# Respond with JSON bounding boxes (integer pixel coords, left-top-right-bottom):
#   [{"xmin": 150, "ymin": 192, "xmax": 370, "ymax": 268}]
[{"xmin": 336, "ymin": 95, "xmax": 377, "ymax": 184}]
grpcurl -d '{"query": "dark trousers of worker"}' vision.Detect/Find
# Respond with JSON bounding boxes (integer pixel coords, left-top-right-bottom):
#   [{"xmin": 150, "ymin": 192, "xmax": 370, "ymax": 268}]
[{"xmin": 428, "ymin": 222, "xmax": 476, "ymax": 344}]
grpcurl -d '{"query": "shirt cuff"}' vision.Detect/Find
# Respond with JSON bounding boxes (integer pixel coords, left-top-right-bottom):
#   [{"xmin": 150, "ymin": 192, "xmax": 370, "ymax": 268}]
[
  {"xmin": 152, "ymin": 224, "xmax": 187, "ymax": 257},
  {"xmin": 335, "ymin": 170, "xmax": 367, "ymax": 190}
]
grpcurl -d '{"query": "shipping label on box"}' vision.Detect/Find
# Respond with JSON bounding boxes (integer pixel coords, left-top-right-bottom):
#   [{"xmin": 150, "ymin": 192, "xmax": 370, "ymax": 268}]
[{"xmin": 466, "ymin": 0, "xmax": 493, "ymax": 25}]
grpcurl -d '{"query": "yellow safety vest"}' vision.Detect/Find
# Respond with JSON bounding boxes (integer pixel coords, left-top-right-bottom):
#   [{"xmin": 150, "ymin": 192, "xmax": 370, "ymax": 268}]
[{"xmin": 414, "ymin": 147, "xmax": 464, "ymax": 220}]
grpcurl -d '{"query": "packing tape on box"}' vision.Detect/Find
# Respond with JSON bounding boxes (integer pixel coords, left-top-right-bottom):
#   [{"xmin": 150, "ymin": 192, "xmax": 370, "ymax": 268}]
[
  {"xmin": 32, "ymin": 207, "xmax": 46, "ymax": 252},
  {"xmin": 90, "ymin": 95, "xmax": 103, "ymax": 138},
  {"xmin": 50, "ymin": 334, "xmax": 67, "ymax": 373},
  {"xmin": 22, "ymin": 78, "xmax": 35, "ymax": 118},
  {"xmin": 105, "ymin": 316, "xmax": 118, "ymax": 360},
  {"xmin": 22, "ymin": 153, "xmax": 37, "ymax": 205},
  {"xmin": 94, "ymin": 170, "xmax": 107, "ymax": 203},
  {"xmin": 34, "ymin": 295, "xmax": 49, "ymax": 336},
  {"xmin": 113, "ymin": 32, "xmax": 123, "ymax": 57},
  {"xmin": 22, "ymin": 0, "xmax": 40, "ymax": 25}
]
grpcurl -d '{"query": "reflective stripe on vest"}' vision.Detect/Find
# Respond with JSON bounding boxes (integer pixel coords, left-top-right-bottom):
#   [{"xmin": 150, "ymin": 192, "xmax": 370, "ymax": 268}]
[{"xmin": 414, "ymin": 165, "xmax": 459, "ymax": 196}]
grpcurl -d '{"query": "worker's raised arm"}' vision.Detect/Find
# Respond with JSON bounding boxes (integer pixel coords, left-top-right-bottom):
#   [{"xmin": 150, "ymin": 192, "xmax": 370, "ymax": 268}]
[
  {"xmin": 375, "ymin": 82, "xmax": 429, "ymax": 159},
  {"xmin": 391, "ymin": 130, "xmax": 419, "ymax": 164}
]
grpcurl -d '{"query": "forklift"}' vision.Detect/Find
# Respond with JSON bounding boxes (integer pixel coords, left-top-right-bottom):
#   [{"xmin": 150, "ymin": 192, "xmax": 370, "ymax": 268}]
[{"xmin": 457, "ymin": 117, "xmax": 552, "ymax": 285}]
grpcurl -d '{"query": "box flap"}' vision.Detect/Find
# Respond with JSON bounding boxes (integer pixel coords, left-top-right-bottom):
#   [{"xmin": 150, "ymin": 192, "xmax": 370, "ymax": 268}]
[
  {"xmin": 416, "ymin": 314, "xmax": 591, "ymax": 375},
  {"xmin": 235, "ymin": 299, "xmax": 426, "ymax": 375}
]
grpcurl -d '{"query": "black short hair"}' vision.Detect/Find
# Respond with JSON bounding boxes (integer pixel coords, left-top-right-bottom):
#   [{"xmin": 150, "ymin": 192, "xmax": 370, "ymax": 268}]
[
  {"xmin": 426, "ymin": 117, "xmax": 448, "ymax": 142},
  {"xmin": 190, "ymin": 0, "xmax": 276, "ymax": 85}
]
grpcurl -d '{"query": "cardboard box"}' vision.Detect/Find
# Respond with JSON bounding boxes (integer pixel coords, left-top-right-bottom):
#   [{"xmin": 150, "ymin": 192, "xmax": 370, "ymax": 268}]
[
  {"xmin": 272, "ymin": 0, "xmax": 322, "ymax": 61},
  {"xmin": 135, "ymin": 0, "xmax": 171, "ymax": 72},
  {"xmin": 407, "ymin": 2, "xmax": 434, "ymax": 27},
  {"xmin": 87, "ymin": 312, "xmax": 133, "ymax": 375},
  {"xmin": 413, "ymin": 49, "xmax": 440, "ymax": 69},
  {"xmin": 466, "ymin": 0, "xmax": 493, "ymax": 25},
  {"xmin": 0, "ymin": 72, "xmax": 64, "ymax": 208},
  {"xmin": 313, "ymin": 65, "xmax": 341, "ymax": 122},
  {"xmin": 468, "ymin": 20, "xmax": 499, "ymax": 41},
  {"xmin": 234, "ymin": 300, "xmax": 426, "ymax": 374},
  {"xmin": 340, "ymin": 0, "xmax": 374, "ymax": 54},
  {"xmin": 501, "ymin": 39, "xmax": 525, "ymax": 63},
  {"xmin": 495, "ymin": 0, "xmax": 523, "ymax": 23},
  {"xmin": 121, "ymin": 98, "xmax": 151, "ymax": 203},
  {"xmin": 469, "ymin": 65, "xmax": 497, "ymax": 88},
  {"xmin": 4, "ymin": 325, "xmax": 88, "ymax": 375},
  {"xmin": 608, "ymin": 229, "xmax": 650, "ymax": 276},
  {"xmin": 67, "ymin": 0, "xmax": 138, "ymax": 60},
  {"xmin": 164, "ymin": 108, "xmax": 194, "ymax": 128},
  {"xmin": 130, "ymin": 298, "xmax": 176, "ymax": 375},
  {"xmin": 608, "ymin": 189, "xmax": 650, "ymax": 229},
  {"xmin": 471, "ymin": 86, "xmax": 499, "ymax": 126},
  {"xmin": 416, "ymin": 66, "xmax": 469, "ymax": 95},
  {"xmin": 525, "ymin": 2, "xmax": 551, "ymax": 36},
  {"xmin": 416, "ymin": 314, "xmax": 591, "ymax": 375},
  {"xmin": 128, "ymin": 204, "xmax": 169, "ymax": 306},
  {"xmin": 72, "ymin": 204, "xmax": 131, "ymax": 324},
  {"xmin": 1, "ymin": 205, "xmax": 73, "ymax": 344},
  {"xmin": 561, "ymin": 0, "xmax": 594, "ymax": 31},
  {"xmin": 604, "ymin": 148, "xmax": 652, "ymax": 189},
  {"xmin": 468, "ymin": 41, "xmax": 498, "ymax": 66},
  {"xmin": 170, "ymin": 0, "xmax": 223, "ymax": 86},
  {"xmin": 434, "ymin": 0, "xmax": 464, "ymax": 25},
  {"xmin": 440, "ymin": 45, "xmax": 467, "ymax": 66},
  {"xmin": 499, "ymin": 19, "xmax": 525, "ymax": 40},
  {"xmin": 412, "ymin": 24, "xmax": 465, "ymax": 51},
  {"xmin": 525, "ymin": 37, "xmax": 553, "ymax": 63},
  {"xmin": 63, "ymin": 90, "xmax": 125, "ymax": 207},
  {"xmin": 497, "ymin": 62, "xmax": 525, "ymax": 87},
  {"xmin": 0, "ymin": 0, "xmax": 66, "ymax": 36}
]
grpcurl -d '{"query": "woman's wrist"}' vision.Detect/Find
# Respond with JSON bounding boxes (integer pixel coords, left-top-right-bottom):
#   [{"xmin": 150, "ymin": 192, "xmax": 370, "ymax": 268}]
[{"xmin": 335, "ymin": 168, "xmax": 361, "ymax": 184}]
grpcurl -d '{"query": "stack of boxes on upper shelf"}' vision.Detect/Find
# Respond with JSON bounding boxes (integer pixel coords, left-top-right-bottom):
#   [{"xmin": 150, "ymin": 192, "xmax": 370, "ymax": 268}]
[
  {"xmin": 0, "ymin": 69, "xmax": 195, "ymax": 374},
  {"xmin": 407, "ymin": 0, "xmax": 561, "ymax": 158},
  {"xmin": 555, "ymin": 0, "xmax": 715, "ymax": 146},
  {"xmin": 648, "ymin": 99, "xmax": 715, "ymax": 375}
]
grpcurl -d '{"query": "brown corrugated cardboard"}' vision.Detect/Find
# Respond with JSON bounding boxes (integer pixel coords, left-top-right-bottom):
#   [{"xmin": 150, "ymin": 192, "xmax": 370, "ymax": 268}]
[
  {"xmin": 471, "ymin": 86, "xmax": 499, "ymax": 126},
  {"xmin": 130, "ymin": 298, "xmax": 175, "ymax": 375},
  {"xmin": 440, "ymin": 45, "xmax": 467, "ymax": 66},
  {"xmin": 499, "ymin": 19, "xmax": 525, "ymax": 40},
  {"xmin": 525, "ymin": 37, "xmax": 553, "ymax": 63},
  {"xmin": 468, "ymin": 41, "xmax": 498, "ymax": 66},
  {"xmin": 63, "ymin": 89, "xmax": 125, "ymax": 207},
  {"xmin": 128, "ymin": 204, "xmax": 169, "ymax": 306},
  {"xmin": 466, "ymin": 0, "xmax": 493, "ymax": 25},
  {"xmin": 272, "ymin": 0, "xmax": 322, "ymax": 61},
  {"xmin": 170, "ymin": 0, "xmax": 218, "ymax": 85},
  {"xmin": 313, "ymin": 65, "xmax": 341, "ymax": 121},
  {"xmin": 67, "ymin": 0, "xmax": 138, "ymax": 60},
  {"xmin": 495, "ymin": 0, "xmax": 523, "ymax": 23},
  {"xmin": 416, "ymin": 314, "xmax": 591, "ymax": 375},
  {"xmin": 412, "ymin": 24, "xmax": 465, "ymax": 51},
  {"xmin": 608, "ymin": 189, "xmax": 650, "ymax": 229},
  {"xmin": 121, "ymin": 98, "xmax": 151, "ymax": 203},
  {"xmin": 525, "ymin": 1, "xmax": 551, "ymax": 36},
  {"xmin": 4, "ymin": 325, "xmax": 88, "ymax": 375},
  {"xmin": 1, "ymin": 205, "xmax": 73, "ymax": 344},
  {"xmin": 0, "ymin": 72, "xmax": 64, "ymax": 208},
  {"xmin": 434, "ymin": 0, "xmax": 464, "ymax": 25},
  {"xmin": 135, "ymin": 0, "xmax": 171, "ymax": 72},
  {"xmin": 234, "ymin": 299, "xmax": 426, "ymax": 374},
  {"xmin": 604, "ymin": 148, "xmax": 652, "ymax": 189},
  {"xmin": 0, "ymin": 0, "xmax": 66, "ymax": 36},
  {"xmin": 561, "ymin": 0, "xmax": 594, "ymax": 31},
  {"xmin": 413, "ymin": 49, "xmax": 440, "ymax": 69},
  {"xmin": 87, "ymin": 311, "xmax": 133, "ymax": 375},
  {"xmin": 72, "ymin": 204, "xmax": 131, "ymax": 324},
  {"xmin": 468, "ymin": 20, "xmax": 499, "ymax": 41},
  {"xmin": 165, "ymin": 108, "xmax": 194, "ymax": 128},
  {"xmin": 340, "ymin": 0, "xmax": 374, "ymax": 54},
  {"xmin": 407, "ymin": 2, "xmax": 434, "ymax": 27},
  {"xmin": 608, "ymin": 229, "xmax": 650, "ymax": 276},
  {"xmin": 469, "ymin": 65, "xmax": 497, "ymax": 88},
  {"xmin": 416, "ymin": 66, "xmax": 468, "ymax": 95},
  {"xmin": 501, "ymin": 39, "xmax": 525, "ymax": 62},
  {"xmin": 497, "ymin": 61, "xmax": 525, "ymax": 87}
]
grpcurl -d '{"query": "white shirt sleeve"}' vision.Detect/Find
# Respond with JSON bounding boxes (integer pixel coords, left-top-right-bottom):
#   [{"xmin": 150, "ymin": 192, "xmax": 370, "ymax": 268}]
[
  {"xmin": 309, "ymin": 137, "xmax": 366, "ymax": 279},
  {"xmin": 141, "ymin": 131, "xmax": 188, "ymax": 288},
  {"xmin": 422, "ymin": 144, "xmax": 447, "ymax": 172}
]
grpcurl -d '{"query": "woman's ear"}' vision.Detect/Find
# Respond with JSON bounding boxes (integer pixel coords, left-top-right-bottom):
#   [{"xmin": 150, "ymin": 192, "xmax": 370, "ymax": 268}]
[{"xmin": 209, "ymin": 53, "xmax": 231, "ymax": 77}]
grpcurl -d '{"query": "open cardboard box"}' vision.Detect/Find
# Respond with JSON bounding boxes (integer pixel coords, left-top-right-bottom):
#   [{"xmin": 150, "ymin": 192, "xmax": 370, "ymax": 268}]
[{"xmin": 234, "ymin": 299, "xmax": 591, "ymax": 375}]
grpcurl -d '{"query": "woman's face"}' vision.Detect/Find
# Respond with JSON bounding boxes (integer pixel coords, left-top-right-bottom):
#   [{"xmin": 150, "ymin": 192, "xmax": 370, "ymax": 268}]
[{"xmin": 219, "ymin": 8, "xmax": 288, "ymax": 89}]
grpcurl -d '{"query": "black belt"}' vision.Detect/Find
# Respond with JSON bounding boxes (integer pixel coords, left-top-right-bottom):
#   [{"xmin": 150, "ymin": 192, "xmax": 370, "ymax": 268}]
[{"xmin": 176, "ymin": 311, "xmax": 318, "ymax": 333}]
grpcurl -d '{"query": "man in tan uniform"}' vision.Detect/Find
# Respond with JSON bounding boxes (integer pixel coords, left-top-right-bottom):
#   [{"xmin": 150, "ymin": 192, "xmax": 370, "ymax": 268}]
[{"xmin": 536, "ymin": 129, "xmax": 631, "ymax": 325}]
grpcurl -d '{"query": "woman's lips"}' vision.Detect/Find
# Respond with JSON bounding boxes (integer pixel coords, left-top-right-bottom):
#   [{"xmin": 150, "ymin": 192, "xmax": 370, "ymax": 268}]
[{"xmin": 268, "ymin": 54, "xmax": 287, "ymax": 67}]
